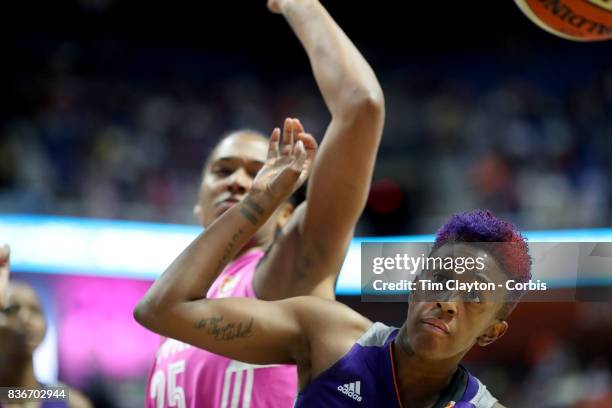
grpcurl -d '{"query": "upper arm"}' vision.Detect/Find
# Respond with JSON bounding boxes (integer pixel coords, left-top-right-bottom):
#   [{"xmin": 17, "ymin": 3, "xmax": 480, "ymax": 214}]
[
  {"xmin": 254, "ymin": 100, "xmax": 384, "ymax": 299},
  {"xmin": 254, "ymin": 203, "xmax": 337, "ymax": 300},
  {"xmin": 300, "ymin": 101, "xmax": 384, "ymax": 269},
  {"xmin": 135, "ymin": 295, "xmax": 314, "ymax": 365},
  {"xmin": 254, "ymin": 107, "xmax": 384, "ymax": 298},
  {"xmin": 493, "ymin": 403, "xmax": 507, "ymax": 408}
]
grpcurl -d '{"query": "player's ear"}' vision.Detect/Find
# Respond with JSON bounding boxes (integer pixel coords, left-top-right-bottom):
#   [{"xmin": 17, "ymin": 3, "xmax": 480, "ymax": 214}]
[
  {"xmin": 477, "ymin": 320, "xmax": 508, "ymax": 347},
  {"xmin": 194, "ymin": 204, "xmax": 202, "ymax": 219}
]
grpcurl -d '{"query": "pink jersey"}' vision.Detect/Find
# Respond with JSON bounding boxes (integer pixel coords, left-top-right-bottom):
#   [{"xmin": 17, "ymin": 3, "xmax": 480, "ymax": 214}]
[{"xmin": 145, "ymin": 250, "xmax": 298, "ymax": 408}]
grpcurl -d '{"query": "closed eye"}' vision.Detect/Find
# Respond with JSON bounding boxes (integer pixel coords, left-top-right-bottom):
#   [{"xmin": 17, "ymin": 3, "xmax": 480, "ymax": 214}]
[
  {"xmin": 211, "ymin": 166, "xmax": 233, "ymax": 177},
  {"xmin": 4, "ymin": 305, "xmax": 18, "ymax": 315}
]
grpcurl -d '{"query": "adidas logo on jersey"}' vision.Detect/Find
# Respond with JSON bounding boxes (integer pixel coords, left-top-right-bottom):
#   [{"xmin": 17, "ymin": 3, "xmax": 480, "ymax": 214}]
[{"xmin": 337, "ymin": 380, "xmax": 363, "ymax": 402}]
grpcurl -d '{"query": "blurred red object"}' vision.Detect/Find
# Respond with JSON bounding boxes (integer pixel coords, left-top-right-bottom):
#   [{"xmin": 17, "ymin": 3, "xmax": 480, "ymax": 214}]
[
  {"xmin": 574, "ymin": 393, "xmax": 612, "ymax": 408},
  {"xmin": 368, "ymin": 179, "xmax": 403, "ymax": 214}
]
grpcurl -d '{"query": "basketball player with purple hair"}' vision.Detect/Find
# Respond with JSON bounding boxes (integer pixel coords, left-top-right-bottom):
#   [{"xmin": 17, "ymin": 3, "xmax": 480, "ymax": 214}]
[
  {"xmin": 136, "ymin": 124, "xmax": 531, "ymax": 407},
  {"xmin": 140, "ymin": 0, "xmax": 385, "ymax": 406}
]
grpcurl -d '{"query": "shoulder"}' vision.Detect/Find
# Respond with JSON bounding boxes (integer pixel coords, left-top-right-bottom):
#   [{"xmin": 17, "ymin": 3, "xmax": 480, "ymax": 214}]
[
  {"xmin": 465, "ymin": 373, "xmax": 501, "ymax": 408},
  {"xmin": 254, "ymin": 201, "xmax": 340, "ymax": 300},
  {"xmin": 288, "ymin": 296, "xmax": 371, "ymax": 331},
  {"xmin": 287, "ymin": 296, "xmax": 373, "ymax": 379},
  {"xmin": 283, "ymin": 296, "xmax": 372, "ymax": 354}
]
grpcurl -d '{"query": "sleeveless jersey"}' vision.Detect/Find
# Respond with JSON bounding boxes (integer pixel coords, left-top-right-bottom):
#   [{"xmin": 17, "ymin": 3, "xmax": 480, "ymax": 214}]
[
  {"xmin": 145, "ymin": 250, "xmax": 298, "ymax": 408},
  {"xmin": 295, "ymin": 322, "xmax": 498, "ymax": 408}
]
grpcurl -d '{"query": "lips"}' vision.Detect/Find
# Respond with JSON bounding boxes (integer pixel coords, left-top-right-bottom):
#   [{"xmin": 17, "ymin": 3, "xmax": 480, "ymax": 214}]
[
  {"xmin": 215, "ymin": 197, "xmax": 241, "ymax": 210},
  {"xmin": 421, "ymin": 317, "xmax": 450, "ymax": 335}
]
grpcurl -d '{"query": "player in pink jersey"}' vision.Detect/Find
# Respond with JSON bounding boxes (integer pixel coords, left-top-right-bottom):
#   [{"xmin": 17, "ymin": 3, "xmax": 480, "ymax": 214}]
[
  {"xmin": 145, "ymin": 250, "xmax": 299, "ymax": 408},
  {"xmin": 136, "ymin": 121, "xmax": 524, "ymax": 408},
  {"xmin": 139, "ymin": 0, "xmax": 385, "ymax": 406}
]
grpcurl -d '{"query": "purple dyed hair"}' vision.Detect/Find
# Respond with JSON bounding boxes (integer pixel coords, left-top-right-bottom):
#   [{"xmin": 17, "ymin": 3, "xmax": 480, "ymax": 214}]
[{"xmin": 433, "ymin": 209, "xmax": 532, "ymax": 310}]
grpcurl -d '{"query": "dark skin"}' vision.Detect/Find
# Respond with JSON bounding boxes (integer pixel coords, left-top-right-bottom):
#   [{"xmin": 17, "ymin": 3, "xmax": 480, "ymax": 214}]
[
  {"xmin": 0, "ymin": 247, "xmax": 93, "ymax": 408},
  {"xmin": 135, "ymin": 129, "xmax": 508, "ymax": 408},
  {"xmin": 392, "ymin": 244, "xmax": 510, "ymax": 407},
  {"xmin": 191, "ymin": 0, "xmax": 385, "ymax": 304},
  {"xmin": 0, "ymin": 282, "xmax": 44, "ymax": 391}
]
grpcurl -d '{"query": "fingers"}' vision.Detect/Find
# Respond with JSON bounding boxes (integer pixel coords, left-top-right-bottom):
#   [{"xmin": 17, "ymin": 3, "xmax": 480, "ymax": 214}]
[
  {"xmin": 294, "ymin": 138, "xmax": 312, "ymax": 188},
  {"xmin": 267, "ymin": 0, "xmax": 282, "ymax": 14},
  {"xmin": 295, "ymin": 132, "xmax": 318, "ymax": 156},
  {"xmin": 273, "ymin": 118, "xmax": 315, "ymax": 185},
  {"xmin": 267, "ymin": 128, "xmax": 281, "ymax": 159},
  {"xmin": 281, "ymin": 118, "xmax": 294, "ymax": 156},
  {"xmin": 291, "ymin": 140, "xmax": 308, "ymax": 172},
  {"xmin": 281, "ymin": 118, "xmax": 305, "ymax": 156},
  {"xmin": 281, "ymin": 120, "xmax": 315, "ymax": 177},
  {"xmin": 292, "ymin": 118, "xmax": 305, "ymax": 134}
]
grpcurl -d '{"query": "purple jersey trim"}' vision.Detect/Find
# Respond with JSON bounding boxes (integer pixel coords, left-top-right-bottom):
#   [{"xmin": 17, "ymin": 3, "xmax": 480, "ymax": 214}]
[{"xmin": 295, "ymin": 322, "xmax": 496, "ymax": 408}]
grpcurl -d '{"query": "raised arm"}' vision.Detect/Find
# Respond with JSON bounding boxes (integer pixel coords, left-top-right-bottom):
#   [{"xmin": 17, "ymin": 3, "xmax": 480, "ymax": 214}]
[
  {"xmin": 134, "ymin": 126, "xmax": 318, "ymax": 363},
  {"xmin": 255, "ymin": 0, "xmax": 385, "ymax": 299}
]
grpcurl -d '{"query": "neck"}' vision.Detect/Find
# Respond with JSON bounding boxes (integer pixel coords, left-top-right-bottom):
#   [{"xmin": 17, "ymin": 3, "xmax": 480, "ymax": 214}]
[
  {"xmin": 234, "ymin": 239, "xmax": 266, "ymax": 260},
  {"xmin": 391, "ymin": 325, "xmax": 465, "ymax": 407},
  {"xmin": 235, "ymin": 228, "xmax": 277, "ymax": 259},
  {"xmin": 0, "ymin": 353, "xmax": 38, "ymax": 388}
]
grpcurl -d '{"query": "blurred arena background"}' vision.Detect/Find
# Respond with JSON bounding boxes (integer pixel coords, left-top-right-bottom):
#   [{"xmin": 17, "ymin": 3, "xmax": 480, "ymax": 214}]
[{"xmin": 1, "ymin": 1, "xmax": 611, "ymax": 407}]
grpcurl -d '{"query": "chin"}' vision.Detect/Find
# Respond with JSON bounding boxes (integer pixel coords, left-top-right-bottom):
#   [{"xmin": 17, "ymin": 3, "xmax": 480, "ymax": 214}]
[{"xmin": 409, "ymin": 333, "xmax": 448, "ymax": 359}]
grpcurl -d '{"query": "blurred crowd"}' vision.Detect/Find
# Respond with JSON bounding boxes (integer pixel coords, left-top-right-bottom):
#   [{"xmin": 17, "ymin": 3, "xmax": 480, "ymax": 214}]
[
  {"xmin": 1, "ymin": 45, "xmax": 611, "ymax": 235},
  {"xmin": 473, "ymin": 302, "xmax": 612, "ymax": 408},
  {"xmin": 2, "ymin": 8, "xmax": 612, "ymax": 408}
]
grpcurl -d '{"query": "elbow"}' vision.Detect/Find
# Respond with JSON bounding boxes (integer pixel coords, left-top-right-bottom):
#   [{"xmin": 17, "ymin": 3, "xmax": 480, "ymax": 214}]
[
  {"xmin": 338, "ymin": 87, "xmax": 385, "ymax": 123},
  {"xmin": 360, "ymin": 90, "xmax": 385, "ymax": 119},
  {"xmin": 133, "ymin": 299, "xmax": 159, "ymax": 331}
]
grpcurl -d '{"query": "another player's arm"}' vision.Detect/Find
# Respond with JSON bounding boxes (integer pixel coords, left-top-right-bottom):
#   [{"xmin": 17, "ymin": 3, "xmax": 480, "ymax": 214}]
[
  {"xmin": 256, "ymin": 0, "xmax": 385, "ymax": 299},
  {"xmin": 138, "ymin": 289, "xmax": 306, "ymax": 364},
  {"xmin": 134, "ymin": 128, "xmax": 316, "ymax": 359},
  {"xmin": 139, "ymin": 291, "xmax": 362, "ymax": 370}
]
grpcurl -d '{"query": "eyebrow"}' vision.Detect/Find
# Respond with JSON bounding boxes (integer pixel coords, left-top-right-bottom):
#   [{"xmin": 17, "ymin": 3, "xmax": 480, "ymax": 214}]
[{"xmin": 214, "ymin": 157, "xmax": 265, "ymax": 166}]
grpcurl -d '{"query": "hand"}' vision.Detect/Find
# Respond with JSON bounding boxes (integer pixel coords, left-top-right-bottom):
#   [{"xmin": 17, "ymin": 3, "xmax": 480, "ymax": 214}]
[
  {"xmin": 0, "ymin": 245, "xmax": 9, "ymax": 310},
  {"xmin": 268, "ymin": 0, "xmax": 315, "ymax": 14},
  {"xmin": 267, "ymin": 0, "xmax": 289, "ymax": 14},
  {"xmin": 251, "ymin": 118, "xmax": 317, "ymax": 204}
]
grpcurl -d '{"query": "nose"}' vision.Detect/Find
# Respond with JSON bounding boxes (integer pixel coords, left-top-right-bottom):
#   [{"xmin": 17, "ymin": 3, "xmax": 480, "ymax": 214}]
[
  {"xmin": 15, "ymin": 308, "xmax": 32, "ymax": 330},
  {"xmin": 226, "ymin": 168, "xmax": 252, "ymax": 194},
  {"xmin": 16, "ymin": 308, "xmax": 34, "ymax": 328},
  {"xmin": 436, "ymin": 301, "xmax": 457, "ymax": 315}
]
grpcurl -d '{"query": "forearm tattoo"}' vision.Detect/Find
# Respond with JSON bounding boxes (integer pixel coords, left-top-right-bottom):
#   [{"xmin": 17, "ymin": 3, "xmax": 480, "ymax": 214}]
[
  {"xmin": 195, "ymin": 315, "xmax": 254, "ymax": 341},
  {"xmin": 239, "ymin": 207, "xmax": 258, "ymax": 225},
  {"xmin": 239, "ymin": 196, "xmax": 266, "ymax": 225},
  {"xmin": 215, "ymin": 228, "xmax": 244, "ymax": 273},
  {"xmin": 244, "ymin": 196, "xmax": 264, "ymax": 215},
  {"xmin": 214, "ymin": 196, "xmax": 266, "ymax": 272}
]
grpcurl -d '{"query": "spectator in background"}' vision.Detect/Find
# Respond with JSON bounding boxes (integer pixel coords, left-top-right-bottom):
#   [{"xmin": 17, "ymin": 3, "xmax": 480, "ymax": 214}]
[{"xmin": 0, "ymin": 245, "xmax": 92, "ymax": 408}]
